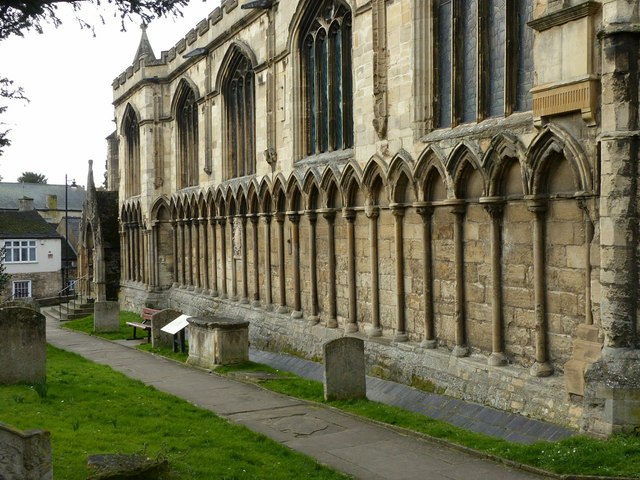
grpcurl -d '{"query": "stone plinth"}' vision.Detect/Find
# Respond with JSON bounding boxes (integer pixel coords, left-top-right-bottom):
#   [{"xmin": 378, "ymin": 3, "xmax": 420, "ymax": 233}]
[
  {"xmin": 151, "ymin": 309, "xmax": 181, "ymax": 349},
  {"xmin": 564, "ymin": 324, "xmax": 602, "ymax": 396},
  {"xmin": 186, "ymin": 317, "xmax": 249, "ymax": 368},
  {"xmin": 0, "ymin": 307, "xmax": 46, "ymax": 384},
  {"xmin": 93, "ymin": 301, "xmax": 120, "ymax": 333},
  {"xmin": 0, "ymin": 422, "xmax": 52, "ymax": 480},
  {"xmin": 323, "ymin": 337, "xmax": 366, "ymax": 401}
]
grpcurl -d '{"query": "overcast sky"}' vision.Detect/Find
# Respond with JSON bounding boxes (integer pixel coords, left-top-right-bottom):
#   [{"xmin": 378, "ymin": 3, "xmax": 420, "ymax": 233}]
[{"xmin": 0, "ymin": 0, "xmax": 220, "ymax": 187}]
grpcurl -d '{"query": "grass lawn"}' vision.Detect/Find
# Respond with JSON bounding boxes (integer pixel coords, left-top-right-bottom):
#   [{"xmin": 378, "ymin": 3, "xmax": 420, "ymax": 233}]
[
  {"xmin": 62, "ymin": 311, "xmax": 143, "ymax": 341},
  {"xmin": 0, "ymin": 347, "xmax": 347, "ymax": 480},
  {"xmin": 63, "ymin": 315, "xmax": 640, "ymax": 477}
]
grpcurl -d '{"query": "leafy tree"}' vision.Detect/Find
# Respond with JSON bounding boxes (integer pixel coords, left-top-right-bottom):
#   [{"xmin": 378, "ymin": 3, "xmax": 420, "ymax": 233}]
[
  {"xmin": 18, "ymin": 171, "xmax": 48, "ymax": 184},
  {"xmin": 0, "ymin": 77, "xmax": 28, "ymax": 158}
]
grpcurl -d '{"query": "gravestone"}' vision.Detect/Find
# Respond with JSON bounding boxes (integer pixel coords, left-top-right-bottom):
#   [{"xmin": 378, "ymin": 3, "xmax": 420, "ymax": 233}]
[
  {"xmin": 0, "ymin": 306, "xmax": 46, "ymax": 384},
  {"xmin": 0, "ymin": 422, "xmax": 52, "ymax": 480},
  {"xmin": 152, "ymin": 309, "xmax": 182, "ymax": 349},
  {"xmin": 93, "ymin": 301, "xmax": 120, "ymax": 333},
  {"xmin": 323, "ymin": 337, "xmax": 366, "ymax": 401},
  {"xmin": 186, "ymin": 317, "xmax": 249, "ymax": 368}
]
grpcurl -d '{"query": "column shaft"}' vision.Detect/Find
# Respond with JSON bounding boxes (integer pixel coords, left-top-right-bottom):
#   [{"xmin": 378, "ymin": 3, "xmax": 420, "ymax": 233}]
[
  {"xmin": 344, "ymin": 209, "xmax": 358, "ymax": 333},
  {"xmin": 307, "ymin": 212, "xmax": 319, "ymax": 323},
  {"xmin": 276, "ymin": 213, "xmax": 287, "ymax": 313},
  {"xmin": 322, "ymin": 210, "xmax": 338, "ymax": 328}
]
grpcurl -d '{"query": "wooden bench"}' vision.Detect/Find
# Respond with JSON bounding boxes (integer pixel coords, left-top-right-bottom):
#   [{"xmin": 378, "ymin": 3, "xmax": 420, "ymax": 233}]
[{"xmin": 126, "ymin": 307, "xmax": 160, "ymax": 342}]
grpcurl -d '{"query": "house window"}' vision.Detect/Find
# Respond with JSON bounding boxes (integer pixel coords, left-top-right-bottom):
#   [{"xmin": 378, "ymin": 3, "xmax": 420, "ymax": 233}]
[
  {"xmin": 176, "ymin": 83, "xmax": 199, "ymax": 189},
  {"xmin": 224, "ymin": 53, "xmax": 255, "ymax": 179},
  {"xmin": 13, "ymin": 280, "xmax": 32, "ymax": 298},
  {"xmin": 301, "ymin": 0, "xmax": 353, "ymax": 157},
  {"xmin": 436, "ymin": 0, "xmax": 533, "ymax": 127},
  {"xmin": 5, "ymin": 240, "xmax": 36, "ymax": 263},
  {"xmin": 123, "ymin": 104, "xmax": 141, "ymax": 197}
]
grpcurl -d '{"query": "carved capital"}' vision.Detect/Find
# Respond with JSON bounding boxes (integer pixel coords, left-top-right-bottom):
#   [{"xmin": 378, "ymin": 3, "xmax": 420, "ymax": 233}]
[
  {"xmin": 414, "ymin": 202, "xmax": 433, "ymax": 220},
  {"xmin": 480, "ymin": 197, "xmax": 505, "ymax": 219},
  {"xmin": 305, "ymin": 211, "xmax": 318, "ymax": 222},
  {"xmin": 274, "ymin": 212, "xmax": 286, "ymax": 224},
  {"xmin": 319, "ymin": 208, "xmax": 336, "ymax": 223},
  {"xmin": 525, "ymin": 195, "xmax": 548, "ymax": 214},
  {"xmin": 287, "ymin": 212, "xmax": 300, "ymax": 224},
  {"xmin": 365, "ymin": 205, "xmax": 380, "ymax": 219},
  {"xmin": 342, "ymin": 208, "xmax": 356, "ymax": 222}
]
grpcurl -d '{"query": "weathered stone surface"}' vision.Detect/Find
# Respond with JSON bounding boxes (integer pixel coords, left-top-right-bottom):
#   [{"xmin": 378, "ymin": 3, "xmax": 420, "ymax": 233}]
[
  {"xmin": 323, "ymin": 337, "xmax": 367, "ymax": 401},
  {"xmin": 151, "ymin": 309, "xmax": 181, "ymax": 349},
  {"xmin": 0, "ymin": 307, "xmax": 46, "ymax": 384},
  {"xmin": 186, "ymin": 316, "xmax": 249, "ymax": 368},
  {"xmin": 0, "ymin": 422, "xmax": 52, "ymax": 480},
  {"xmin": 87, "ymin": 453, "xmax": 168, "ymax": 479},
  {"xmin": 93, "ymin": 301, "xmax": 120, "ymax": 333}
]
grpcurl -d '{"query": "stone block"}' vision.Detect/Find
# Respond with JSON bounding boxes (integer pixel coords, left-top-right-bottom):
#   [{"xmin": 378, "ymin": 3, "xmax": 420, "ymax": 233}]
[
  {"xmin": 151, "ymin": 309, "xmax": 182, "ymax": 349},
  {"xmin": 0, "ymin": 423, "xmax": 52, "ymax": 480},
  {"xmin": 0, "ymin": 307, "xmax": 46, "ymax": 384},
  {"xmin": 186, "ymin": 317, "xmax": 249, "ymax": 368},
  {"xmin": 323, "ymin": 337, "xmax": 366, "ymax": 401},
  {"xmin": 93, "ymin": 301, "xmax": 120, "ymax": 333}
]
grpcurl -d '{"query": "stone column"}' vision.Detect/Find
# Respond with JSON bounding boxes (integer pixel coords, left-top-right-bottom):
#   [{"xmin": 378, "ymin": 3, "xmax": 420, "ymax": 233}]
[
  {"xmin": 230, "ymin": 216, "xmax": 237, "ymax": 301},
  {"xmin": 210, "ymin": 217, "xmax": 218, "ymax": 296},
  {"xmin": 240, "ymin": 216, "xmax": 249, "ymax": 304},
  {"xmin": 179, "ymin": 220, "xmax": 186, "ymax": 287},
  {"xmin": 186, "ymin": 220, "xmax": 194, "ymax": 289},
  {"xmin": 218, "ymin": 218, "xmax": 228, "ymax": 299},
  {"xmin": 288, "ymin": 212, "xmax": 303, "ymax": 318},
  {"xmin": 262, "ymin": 213, "xmax": 273, "ymax": 310},
  {"xmin": 171, "ymin": 220, "xmax": 178, "ymax": 287},
  {"xmin": 136, "ymin": 224, "xmax": 143, "ymax": 282},
  {"xmin": 343, "ymin": 208, "xmax": 358, "ymax": 333},
  {"xmin": 450, "ymin": 200, "xmax": 468, "ymax": 357},
  {"xmin": 194, "ymin": 219, "xmax": 202, "ymax": 292},
  {"xmin": 416, "ymin": 204, "xmax": 436, "ymax": 348},
  {"xmin": 150, "ymin": 223, "xmax": 158, "ymax": 289},
  {"xmin": 120, "ymin": 226, "xmax": 127, "ymax": 282},
  {"xmin": 126, "ymin": 223, "xmax": 133, "ymax": 281},
  {"xmin": 202, "ymin": 216, "xmax": 210, "ymax": 292},
  {"xmin": 391, "ymin": 204, "xmax": 408, "ymax": 342},
  {"xmin": 321, "ymin": 209, "xmax": 338, "ymax": 328},
  {"xmin": 250, "ymin": 215, "xmax": 261, "ymax": 306},
  {"xmin": 276, "ymin": 212, "xmax": 288, "ymax": 313},
  {"xmin": 482, "ymin": 198, "xmax": 506, "ymax": 366},
  {"xmin": 364, "ymin": 205, "xmax": 381, "ymax": 337},
  {"xmin": 527, "ymin": 197, "xmax": 553, "ymax": 377},
  {"xmin": 306, "ymin": 211, "xmax": 319, "ymax": 325}
]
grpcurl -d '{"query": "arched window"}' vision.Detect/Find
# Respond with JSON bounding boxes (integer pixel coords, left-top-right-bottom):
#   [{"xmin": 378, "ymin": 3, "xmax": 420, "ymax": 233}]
[
  {"xmin": 175, "ymin": 83, "xmax": 199, "ymax": 189},
  {"xmin": 224, "ymin": 53, "xmax": 255, "ymax": 179},
  {"xmin": 301, "ymin": 0, "xmax": 353, "ymax": 157},
  {"xmin": 123, "ymin": 105, "xmax": 140, "ymax": 197}
]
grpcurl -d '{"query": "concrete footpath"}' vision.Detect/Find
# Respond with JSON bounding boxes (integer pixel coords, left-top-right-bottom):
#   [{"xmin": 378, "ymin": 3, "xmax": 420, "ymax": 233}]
[{"xmin": 45, "ymin": 318, "xmax": 550, "ymax": 480}]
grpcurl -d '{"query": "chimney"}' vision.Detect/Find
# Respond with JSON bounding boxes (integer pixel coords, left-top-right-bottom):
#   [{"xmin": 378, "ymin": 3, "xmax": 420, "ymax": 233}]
[
  {"xmin": 47, "ymin": 194, "xmax": 58, "ymax": 210},
  {"xmin": 19, "ymin": 196, "xmax": 35, "ymax": 212}
]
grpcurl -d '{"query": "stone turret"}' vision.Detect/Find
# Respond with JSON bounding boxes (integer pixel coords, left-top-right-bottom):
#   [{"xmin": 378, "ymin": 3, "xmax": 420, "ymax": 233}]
[{"xmin": 133, "ymin": 24, "xmax": 156, "ymax": 65}]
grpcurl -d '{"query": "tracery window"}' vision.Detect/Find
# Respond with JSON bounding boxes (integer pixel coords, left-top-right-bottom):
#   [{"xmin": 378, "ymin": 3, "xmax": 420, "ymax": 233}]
[
  {"xmin": 301, "ymin": 0, "xmax": 353, "ymax": 157},
  {"xmin": 123, "ymin": 105, "xmax": 140, "ymax": 197},
  {"xmin": 437, "ymin": 0, "xmax": 533, "ymax": 128},
  {"xmin": 176, "ymin": 83, "xmax": 199, "ymax": 189},
  {"xmin": 224, "ymin": 54, "xmax": 255, "ymax": 179}
]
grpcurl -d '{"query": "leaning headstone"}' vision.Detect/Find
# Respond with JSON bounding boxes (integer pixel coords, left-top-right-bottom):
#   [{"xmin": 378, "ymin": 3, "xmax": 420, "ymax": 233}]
[
  {"xmin": 0, "ymin": 306, "xmax": 46, "ymax": 384},
  {"xmin": 323, "ymin": 337, "xmax": 367, "ymax": 401},
  {"xmin": 0, "ymin": 422, "xmax": 52, "ymax": 480},
  {"xmin": 151, "ymin": 309, "xmax": 182, "ymax": 349},
  {"xmin": 93, "ymin": 301, "xmax": 120, "ymax": 333}
]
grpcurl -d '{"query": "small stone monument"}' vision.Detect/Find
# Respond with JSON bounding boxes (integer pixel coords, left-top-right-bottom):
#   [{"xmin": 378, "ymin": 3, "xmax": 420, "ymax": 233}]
[
  {"xmin": 323, "ymin": 337, "xmax": 367, "ymax": 401},
  {"xmin": 0, "ymin": 307, "xmax": 46, "ymax": 384},
  {"xmin": 93, "ymin": 301, "xmax": 120, "ymax": 333},
  {"xmin": 151, "ymin": 309, "xmax": 182, "ymax": 349},
  {"xmin": 0, "ymin": 422, "xmax": 52, "ymax": 480},
  {"xmin": 187, "ymin": 317, "xmax": 249, "ymax": 368}
]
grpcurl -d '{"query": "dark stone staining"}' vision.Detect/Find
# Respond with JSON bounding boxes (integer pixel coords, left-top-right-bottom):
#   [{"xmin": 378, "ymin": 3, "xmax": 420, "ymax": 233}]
[
  {"xmin": 461, "ymin": 0, "xmax": 478, "ymax": 124},
  {"xmin": 438, "ymin": 0, "xmax": 452, "ymax": 127},
  {"xmin": 488, "ymin": 0, "xmax": 506, "ymax": 117},
  {"xmin": 515, "ymin": 0, "xmax": 534, "ymax": 112}
]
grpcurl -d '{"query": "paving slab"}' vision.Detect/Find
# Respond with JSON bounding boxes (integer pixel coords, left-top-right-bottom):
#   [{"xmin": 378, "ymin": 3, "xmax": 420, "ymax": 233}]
[{"xmin": 45, "ymin": 318, "xmax": 548, "ymax": 479}]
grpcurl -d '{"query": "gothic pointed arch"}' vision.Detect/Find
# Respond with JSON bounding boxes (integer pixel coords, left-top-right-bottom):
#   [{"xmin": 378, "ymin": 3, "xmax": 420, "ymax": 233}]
[
  {"xmin": 526, "ymin": 125, "xmax": 592, "ymax": 196},
  {"xmin": 320, "ymin": 165, "xmax": 343, "ymax": 209},
  {"xmin": 291, "ymin": 0, "xmax": 354, "ymax": 160},
  {"xmin": 173, "ymin": 79, "xmax": 199, "ymax": 189},
  {"xmin": 388, "ymin": 155, "xmax": 416, "ymax": 204},
  {"xmin": 448, "ymin": 143, "xmax": 485, "ymax": 200},
  {"xmin": 121, "ymin": 103, "xmax": 141, "ymax": 197},
  {"xmin": 218, "ymin": 42, "xmax": 257, "ymax": 180},
  {"xmin": 483, "ymin": 133, "xmax": 527, "ymax": 198},
  {"xmin": 363, "ymin": 157, "xmax": 389, "ymax": 206}
]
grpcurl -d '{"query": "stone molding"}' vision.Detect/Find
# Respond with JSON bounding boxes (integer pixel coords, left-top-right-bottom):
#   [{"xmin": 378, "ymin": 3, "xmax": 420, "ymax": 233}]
[{"xmin": 528, "ymin": 1, "xmax": 601, "ymax": 32}]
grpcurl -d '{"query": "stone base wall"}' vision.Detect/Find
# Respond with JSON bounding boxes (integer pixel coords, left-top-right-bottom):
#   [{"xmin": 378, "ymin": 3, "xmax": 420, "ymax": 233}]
[
  {"xmin": 1, "ymin": 271, "xmax": 62, "ymax": 300},
  {"xmin": 0, "ymin": 423, "xmax": 52, "ymax": 480},
  {"xmin": 120, "ymin": 284, "xmax": 592, "ymax": 430}
]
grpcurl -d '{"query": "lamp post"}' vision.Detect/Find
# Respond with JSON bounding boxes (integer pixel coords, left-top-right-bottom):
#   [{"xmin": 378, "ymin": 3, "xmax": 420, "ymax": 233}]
[{"xmin": 64, "ymin": 175, "xmax": 77, "ymax": 294}]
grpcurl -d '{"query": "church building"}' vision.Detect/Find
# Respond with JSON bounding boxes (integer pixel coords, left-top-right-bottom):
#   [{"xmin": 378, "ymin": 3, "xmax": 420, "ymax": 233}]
[{"xmin": 101, "ymin": 0, "xmax": 640, "ymax": 435}]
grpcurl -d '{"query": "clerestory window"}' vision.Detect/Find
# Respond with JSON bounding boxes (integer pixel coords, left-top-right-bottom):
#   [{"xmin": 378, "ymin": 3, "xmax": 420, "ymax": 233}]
[
  {"xmin": 300, "ymin": 0, "xmax": 353, "ymax": 157},
  {"xmin": 224, "ymin": 53, "xmax": 255, "ymax": 179},
  {"xmin": 436, "ymin": 0, "xmax": 533, "ymax": 128},
  {"xmin": 123, "ymin": 104, "xmax": 140, "ymax": 197},
  {"xmin": 176, "ymin": 83, "xmax": 199, "ymax": 189}
]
